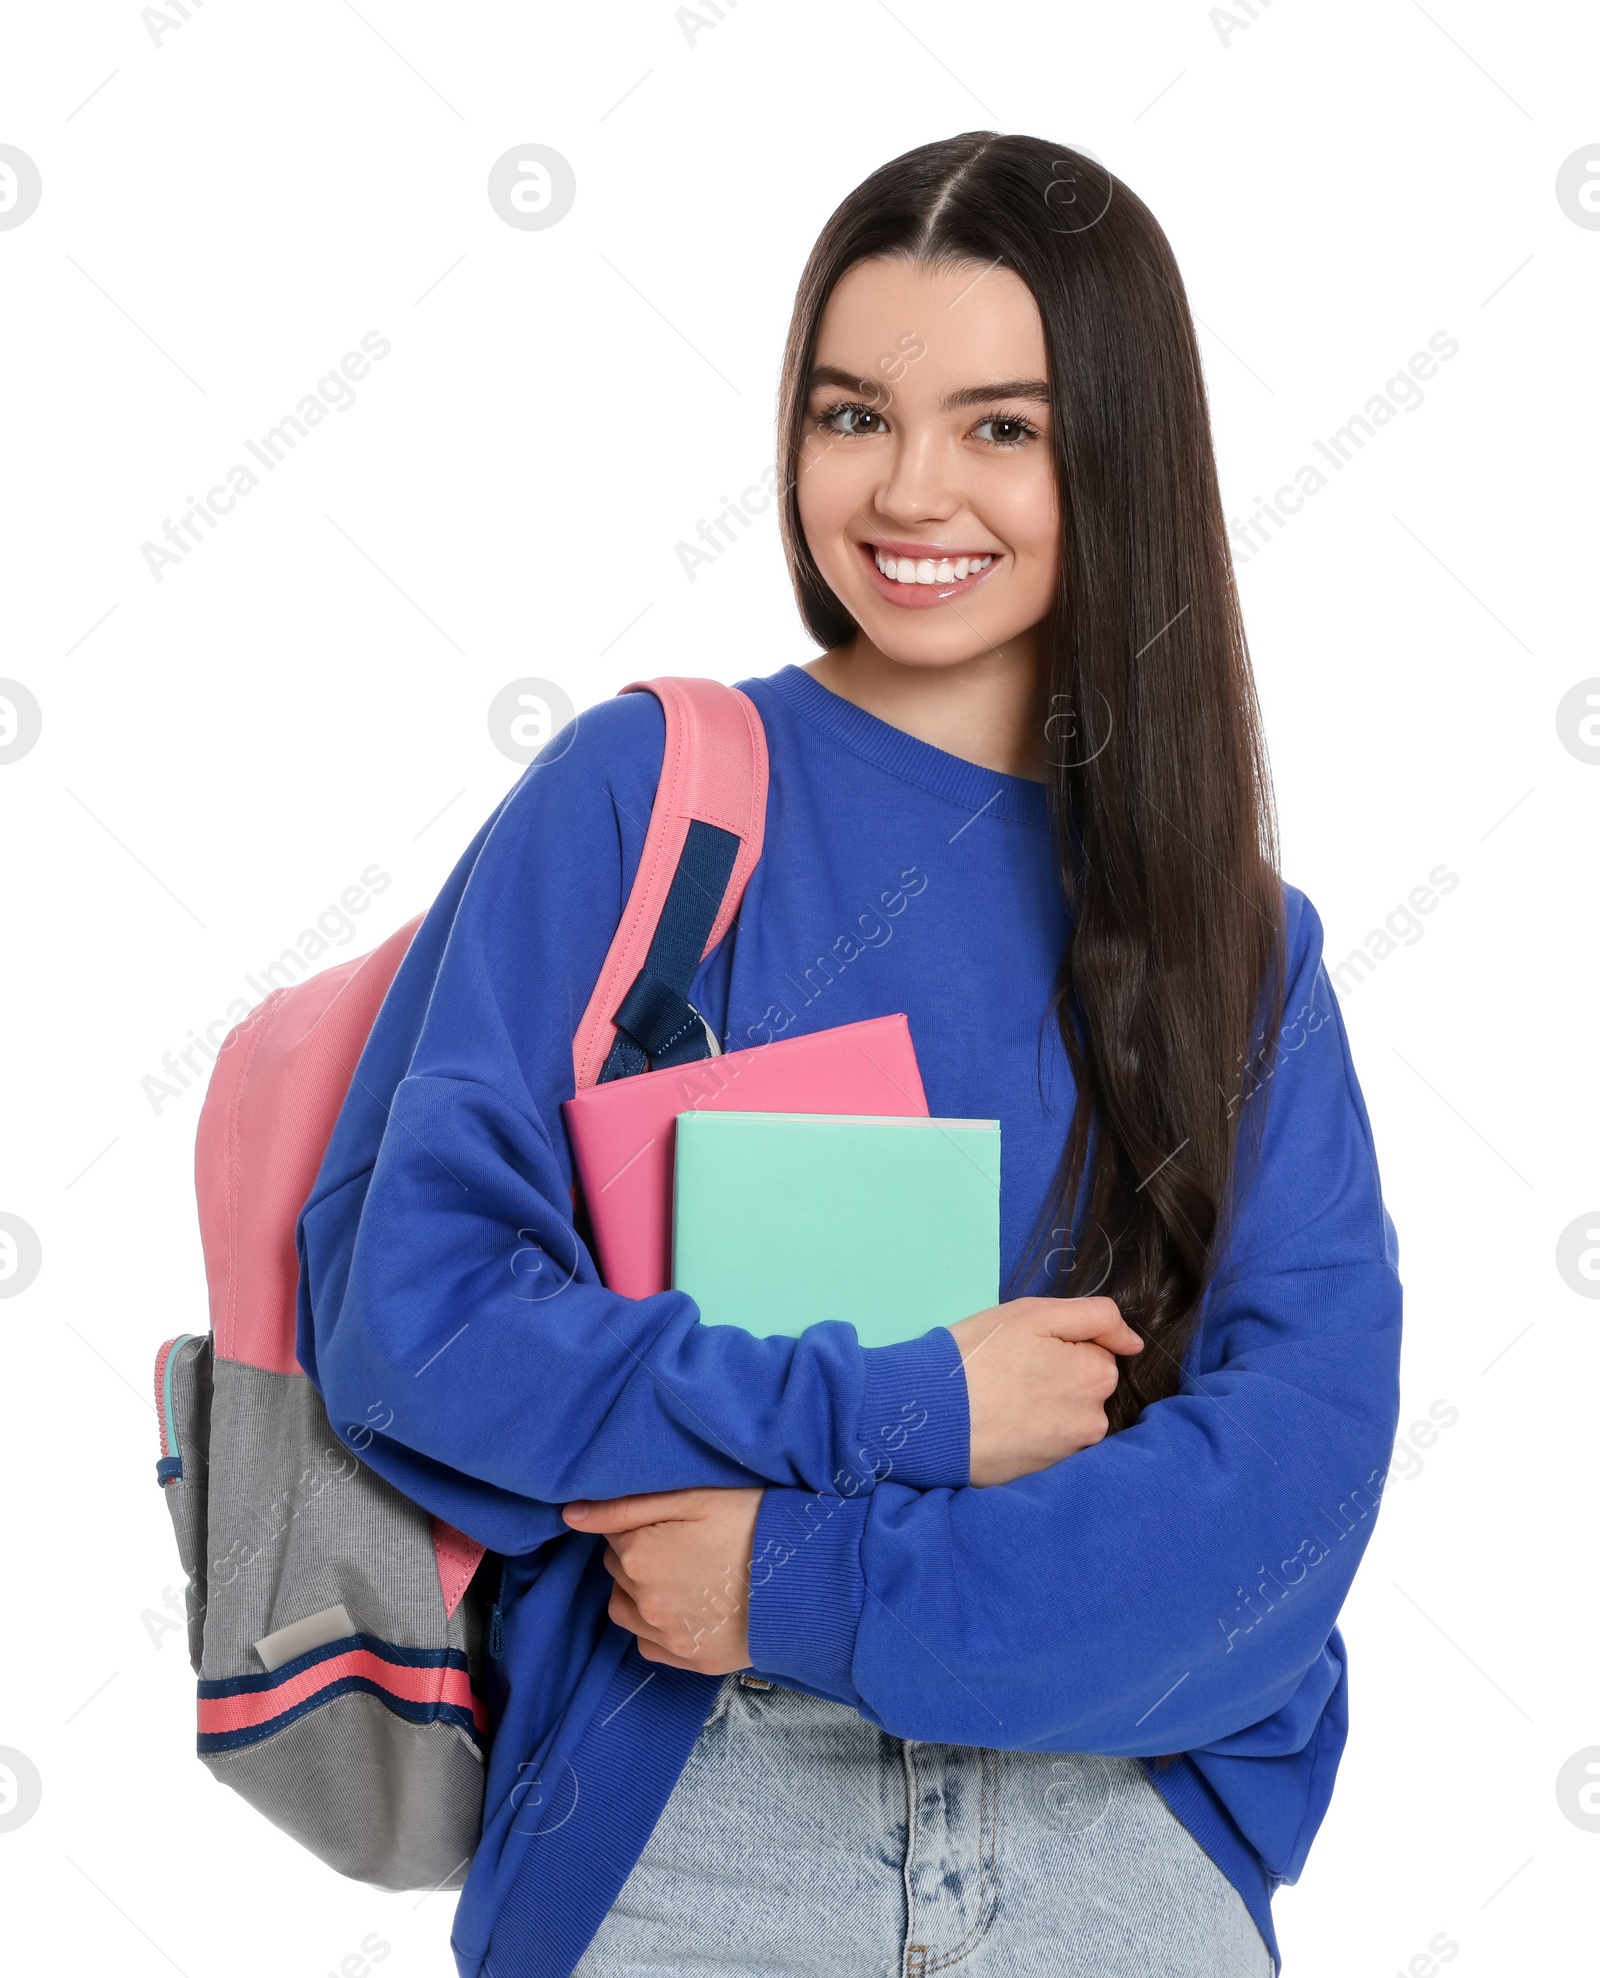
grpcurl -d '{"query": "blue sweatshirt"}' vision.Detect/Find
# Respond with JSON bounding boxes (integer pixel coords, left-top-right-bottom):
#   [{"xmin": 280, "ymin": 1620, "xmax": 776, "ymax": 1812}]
[{"xmin": 296, "ymin": 663, "xmax": 1402, "ymax": 1978}]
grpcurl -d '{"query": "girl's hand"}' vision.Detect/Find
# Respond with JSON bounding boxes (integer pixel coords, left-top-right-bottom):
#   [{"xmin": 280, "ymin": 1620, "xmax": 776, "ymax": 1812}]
[
  {"xmin": 562, "ymin": 1487, "xmax": 762, "ymax": 1674},
  {"xmin": 560, "ymin": 1300, "xmax": 1140, "ymax": 1666},
  {"xmin": 948, "ymin": 1296, "xmax": 1144, "ymax": 1486}
]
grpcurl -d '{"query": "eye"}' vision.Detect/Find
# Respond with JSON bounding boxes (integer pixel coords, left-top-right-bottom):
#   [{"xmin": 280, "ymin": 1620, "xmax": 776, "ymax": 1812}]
[
  {"xmin": 971, "ymin": 413, "xmax": 1040, "ymax": 448},
  {"xmin": 813, "ymin": 399, "xmax": 889, "ymax": 438}
]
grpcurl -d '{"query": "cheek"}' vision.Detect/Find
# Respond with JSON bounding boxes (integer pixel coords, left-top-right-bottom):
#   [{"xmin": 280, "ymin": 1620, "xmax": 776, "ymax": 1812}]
[
  {"xmin": 796, "ymin": 448, "xmax": 868, "ymax": 572},
  {"xmin": 993, "ymin": 462, "xmax": 1061, "ymax": 587}
]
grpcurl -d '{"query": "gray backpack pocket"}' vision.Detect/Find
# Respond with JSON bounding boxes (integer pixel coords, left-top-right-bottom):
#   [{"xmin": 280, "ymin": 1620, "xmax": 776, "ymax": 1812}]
[{"xmin": 155, "ymin": 1332, "xmax": 488, "ymax": 1891}]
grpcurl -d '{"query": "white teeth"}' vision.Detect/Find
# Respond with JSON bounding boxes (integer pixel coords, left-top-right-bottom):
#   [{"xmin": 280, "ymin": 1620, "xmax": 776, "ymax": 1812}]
[{"xmin": 873, "ymin": 549, "xmax": 994, "ymax": 585}]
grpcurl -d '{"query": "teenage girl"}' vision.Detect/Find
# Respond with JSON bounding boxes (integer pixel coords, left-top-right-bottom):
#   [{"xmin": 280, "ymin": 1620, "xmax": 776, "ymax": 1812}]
[{"xmin": 301, "ymin": 132, "xmax": 1402, "ymax": 1978}]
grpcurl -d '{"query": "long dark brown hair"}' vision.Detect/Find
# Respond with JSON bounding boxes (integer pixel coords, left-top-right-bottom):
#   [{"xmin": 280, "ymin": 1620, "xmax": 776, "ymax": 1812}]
[{"xmin": 776, "ymin": 132, "xmax": 1287, "ymax": 1431}]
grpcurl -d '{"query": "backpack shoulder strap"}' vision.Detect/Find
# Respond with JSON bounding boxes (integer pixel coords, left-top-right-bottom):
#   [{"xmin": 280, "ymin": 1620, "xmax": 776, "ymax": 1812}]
[{"xmin": 570, "ymin": 676, "xmax": 768, "ymax": 1092}]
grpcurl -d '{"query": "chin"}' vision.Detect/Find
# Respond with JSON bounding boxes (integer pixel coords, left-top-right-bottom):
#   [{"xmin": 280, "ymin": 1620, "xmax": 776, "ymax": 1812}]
[
  {"xmin": 873, "ymin": 632, "xmax": 1005, "ymax": 671},
  {"xmin": 852, "ymin": 603, "xmax": 1030, "ymax": 670}
]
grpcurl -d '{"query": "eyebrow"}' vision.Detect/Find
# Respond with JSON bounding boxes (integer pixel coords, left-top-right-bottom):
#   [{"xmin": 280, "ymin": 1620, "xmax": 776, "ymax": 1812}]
[{"xmin": 806, "ymin": 363, "xmax": 1051, "ymax": 409}]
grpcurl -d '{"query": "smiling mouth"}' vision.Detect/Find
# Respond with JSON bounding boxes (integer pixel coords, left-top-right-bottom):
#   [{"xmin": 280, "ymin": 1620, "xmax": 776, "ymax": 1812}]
[{"xmin": 870, "ymin": 545, "xmax": 996, "ymax": 585}]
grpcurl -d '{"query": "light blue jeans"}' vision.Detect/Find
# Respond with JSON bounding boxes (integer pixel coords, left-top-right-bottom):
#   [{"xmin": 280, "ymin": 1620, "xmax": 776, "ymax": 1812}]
[{"xmin": 573, "ymin": 1675, "xmax": 1274, "ymax": 1977}]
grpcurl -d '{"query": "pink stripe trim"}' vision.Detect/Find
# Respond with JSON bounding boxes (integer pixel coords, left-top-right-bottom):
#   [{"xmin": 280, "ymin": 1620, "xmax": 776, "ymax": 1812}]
[{"xmin": 197, "ymin": 1647, "xmax": 487, "ymax": 1737}]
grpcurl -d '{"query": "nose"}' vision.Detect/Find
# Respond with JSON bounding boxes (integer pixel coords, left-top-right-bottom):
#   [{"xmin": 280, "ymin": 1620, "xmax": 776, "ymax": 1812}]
[{"xmin": 875, "ymin": 422, "xmax": 961, "ymax": 529}]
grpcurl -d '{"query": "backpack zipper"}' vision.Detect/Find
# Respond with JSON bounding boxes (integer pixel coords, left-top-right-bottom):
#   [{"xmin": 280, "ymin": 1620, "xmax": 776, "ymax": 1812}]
[
  {"xmin": 154, "ymin": 1333, "xmax": 200, "ymax": 1486},
  {"xmin": 488, "ymin": 1556, "xmax": 511, "ymax": 1657}
]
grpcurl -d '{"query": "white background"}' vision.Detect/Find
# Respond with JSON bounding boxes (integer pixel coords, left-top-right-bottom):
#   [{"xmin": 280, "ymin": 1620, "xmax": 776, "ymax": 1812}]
[{"xmin": 2, "ymin": 2, "xmax": 1596, "ymax": 1973}]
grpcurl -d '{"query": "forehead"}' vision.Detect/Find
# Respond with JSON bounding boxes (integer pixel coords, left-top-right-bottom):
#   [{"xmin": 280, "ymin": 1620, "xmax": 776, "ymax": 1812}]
[{"xmin": 812, "ymin": 257, "xmax": 1046, "ymax": 386}]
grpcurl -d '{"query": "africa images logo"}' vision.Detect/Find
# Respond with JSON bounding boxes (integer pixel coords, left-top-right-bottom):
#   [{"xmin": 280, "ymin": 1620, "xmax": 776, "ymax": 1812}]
[{"xmin": 138, "ymin": 333, "xmax": 392, "ymax": 581}]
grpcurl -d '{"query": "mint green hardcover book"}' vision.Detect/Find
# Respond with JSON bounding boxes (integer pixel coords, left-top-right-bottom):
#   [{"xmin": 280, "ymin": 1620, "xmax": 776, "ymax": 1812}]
[{"xmin": 672, "ymin": 1110, "xmax": 1001, "ymax": 1346}]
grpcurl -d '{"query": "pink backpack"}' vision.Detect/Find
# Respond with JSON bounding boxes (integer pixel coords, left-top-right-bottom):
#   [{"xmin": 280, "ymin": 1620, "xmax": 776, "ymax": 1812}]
[{"xmin": 153, "ymin": 677, "xmax": 768, "ymax": 1889}]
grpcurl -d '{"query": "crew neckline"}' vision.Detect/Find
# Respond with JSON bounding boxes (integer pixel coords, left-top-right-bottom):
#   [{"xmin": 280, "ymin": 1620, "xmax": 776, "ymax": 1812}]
[{"xmin": 752, "ymin": 664, "xmax": 1052, "ymax": 833}]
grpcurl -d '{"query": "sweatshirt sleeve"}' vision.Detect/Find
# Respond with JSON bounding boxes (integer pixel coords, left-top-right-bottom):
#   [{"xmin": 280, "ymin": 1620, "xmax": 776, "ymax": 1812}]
[
  {"xmin": 295, "ymin": 691, "xmax": 969, "ymax": 1559},
  {"xmin": 746, "ymin": 888, "xmax": 1403, "ymax": 1759}
]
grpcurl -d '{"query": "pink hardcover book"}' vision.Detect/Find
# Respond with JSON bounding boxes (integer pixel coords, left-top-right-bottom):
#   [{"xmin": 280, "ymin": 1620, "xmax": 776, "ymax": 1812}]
[{"xmin": 561, "ymin": 1013, "xmax": 928, "ymax": 1298}]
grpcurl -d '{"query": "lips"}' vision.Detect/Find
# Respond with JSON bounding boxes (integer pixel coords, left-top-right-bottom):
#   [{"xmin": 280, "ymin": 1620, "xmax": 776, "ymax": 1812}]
[{"xmin": 856, "ymin": 538, "xmax": 1001, "ymax": 609}]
